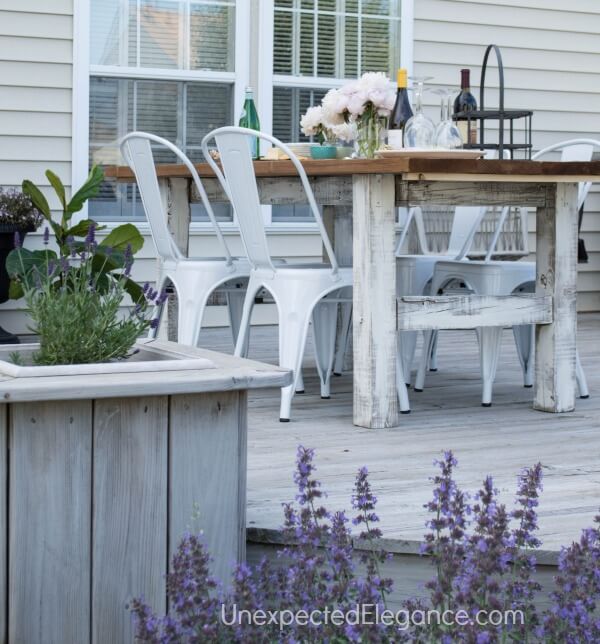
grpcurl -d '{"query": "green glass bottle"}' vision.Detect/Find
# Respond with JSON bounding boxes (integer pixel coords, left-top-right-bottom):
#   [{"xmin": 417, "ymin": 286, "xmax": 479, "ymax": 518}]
[{"xmin": 238, "ymin": 86, "xmax": 261, "ymax": 159}]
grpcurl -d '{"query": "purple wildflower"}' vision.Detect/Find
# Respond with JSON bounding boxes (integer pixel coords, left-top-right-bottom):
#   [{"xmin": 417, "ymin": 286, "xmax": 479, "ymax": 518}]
[
  {"xmin": 124, "ymin": 243, "xmax": 133, "ymax": 277},
  {"xmin": 13, "ymin": 231, "xmax": 21, "ymax": 248},
  {"xmin": 85, "ymin": 222, "xmax": 96, "ymax": 246},
  {"xmin": 42, "ymin": 226, "xmax": 50, "ymax": 245}
]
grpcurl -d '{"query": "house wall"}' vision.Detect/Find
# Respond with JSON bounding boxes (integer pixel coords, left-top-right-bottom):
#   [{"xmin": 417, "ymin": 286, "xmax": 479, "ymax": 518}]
[
  {"xmin": 413, "ymin": 0, "xmax": 600, "ymax": 311},
  {"xmin": 0, "ymin": 0, "xmax": 74, "ymax": 332},
  {"xmin": 0, "ymin": 0, "xmax": 599, "ymax": 335}
]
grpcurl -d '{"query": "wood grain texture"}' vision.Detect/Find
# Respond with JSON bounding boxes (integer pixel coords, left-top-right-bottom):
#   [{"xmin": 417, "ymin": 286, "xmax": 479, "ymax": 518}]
[
  {"xmin": 105, "ymin": 157, "xmax": 600, "ymax": 180},
  {"xmin": 352, "ymin": 174, "xmax": 398, "ymax": 428},
  {"xmin": 534, "ymin": 183, "xmax": 579, "ymax": 412},
  {"xmin": 0, "ymin": 341, "xmax": 292, "ymax": 403},
  {"xmin": 169, "ymin": 391, "xmax": 247, "ymax": 586},
  {"xmin": 193, "ymin": 321, "xmax": 600, "ymax": 556},
  {"xmin": 397, "ymin": 180, "xmax": 547, "ymax": 207},
  {"xmin": 9, "ymin": 400, "xmax": 92, "ymax": 644},
  {"xmin": 0, "ymin": 406, "xmax": 6, "ymax": 644},
  {"xmin": 397, "ymin": 295, "xmax": 553, "ymax": 331},
  {"xmin": 92, "ymin": 397, "xmax": 168, "ymax": 644}
]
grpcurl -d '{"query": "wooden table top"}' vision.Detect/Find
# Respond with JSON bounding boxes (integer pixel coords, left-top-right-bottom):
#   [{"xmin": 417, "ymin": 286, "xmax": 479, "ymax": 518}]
[{"xmin": 104, "ymin": 157, "xmax": 600, "ymax": 182}]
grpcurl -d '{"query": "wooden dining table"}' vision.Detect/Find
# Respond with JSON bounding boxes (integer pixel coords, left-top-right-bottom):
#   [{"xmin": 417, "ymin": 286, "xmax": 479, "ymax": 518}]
[{"xmin": 106, "ymin": 156, "xmax": 600, "ymax": 429}]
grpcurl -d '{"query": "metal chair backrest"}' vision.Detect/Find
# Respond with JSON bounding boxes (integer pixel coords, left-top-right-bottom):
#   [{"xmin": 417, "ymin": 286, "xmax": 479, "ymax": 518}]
[
  {"xmin": 120, "ymin": 132, "xmax": 233, "ymax": 264},
  {"xmin": 202, "ymin": 127, "xmax": 339, "ymax": 276},
  {"xmin": 532, "ymin": 138, "xmax": 600, "ymax": 209},
  {"xmin": 482, "ymin": 138, "xmax": 600, "ymax": 262}
]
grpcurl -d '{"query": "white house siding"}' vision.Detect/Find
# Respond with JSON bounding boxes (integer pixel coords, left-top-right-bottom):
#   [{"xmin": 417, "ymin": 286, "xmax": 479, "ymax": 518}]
[
  {"xmin": 0, "ymin": 0, "xmax": 73, "ymax": 332},
  {"xmin": 414, "ymin": 0, "xmax": 600, "ymax": 311},
  {"xmin": 1, "ymin": 0, "xmax": 600, "ymax": 335}
]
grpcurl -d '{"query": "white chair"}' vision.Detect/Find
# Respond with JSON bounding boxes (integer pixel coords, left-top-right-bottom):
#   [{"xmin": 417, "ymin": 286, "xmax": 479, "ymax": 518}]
[
  {"xmin": 120, "ymin": 132, "xmax": 250, "ymax": 347},
  {"xmin": 396, "ymin": 204, "xmax": 490, "ymax": 381},
  {"xmin": 201, "ymin": 127, "xmax": 355, "ymax": 422},
  {"xmin": 414, "ymin": 138, "xmax": 600, "ymax": 404}
]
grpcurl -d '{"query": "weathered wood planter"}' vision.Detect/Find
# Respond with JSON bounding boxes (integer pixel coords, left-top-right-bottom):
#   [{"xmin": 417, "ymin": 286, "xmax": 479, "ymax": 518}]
[{"xmin": 0, "ymin": 340, "xmax": 290, "ymax": 644}]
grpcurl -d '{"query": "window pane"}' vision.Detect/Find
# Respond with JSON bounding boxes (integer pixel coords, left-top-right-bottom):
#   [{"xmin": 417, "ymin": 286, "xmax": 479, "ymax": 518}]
[
  {"xmin": 361, "ymin": 18, "xmax": 392, "ymax": 73},
  {"xmin": 133, "ymin": 0, "xmax": 182, "ymax": 68},
  {"xmin": 190, "ymin": 2, "xmax": 235, "ymax": 71},
  {"xmin": 274, "ymin": 1, "xmax": 399, "ymax": 79},
  {"xmin": 90, "ymin": 0, "xmax": 121, "ymax": 65},
  {"xmin": 91, "ymin": 0, "xmax": 235, "ymax": 72},
  {"xmin": 273, "ymin": 86, "xmax": 326, "ymax": 222},
  {"xmin": 89, "ymin": 78, "xmax": 233, "ymax": 220}
]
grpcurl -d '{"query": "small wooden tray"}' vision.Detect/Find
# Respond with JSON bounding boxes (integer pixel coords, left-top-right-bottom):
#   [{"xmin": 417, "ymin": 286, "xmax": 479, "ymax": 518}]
[{"xmin": 378, "ymin": 148, "xmax": 484, "ymax": 159}]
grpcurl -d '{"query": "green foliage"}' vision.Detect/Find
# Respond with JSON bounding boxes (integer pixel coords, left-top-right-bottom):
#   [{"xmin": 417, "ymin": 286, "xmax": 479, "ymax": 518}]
[
  {"xmin": 9, "ymin": 225, "xmax": 163, "ymax": 366},
  {"xmin": 10, "ymin": 167, "xmax": 144, "ymax": 301}
]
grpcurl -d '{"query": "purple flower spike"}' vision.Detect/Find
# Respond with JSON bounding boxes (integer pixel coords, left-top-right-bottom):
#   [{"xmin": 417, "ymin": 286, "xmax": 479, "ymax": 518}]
[
  {"xmin": 85, "ymin": 222, "xmax": 96, "ymax": 246},
  {"xmin": 124, "ymin": 243, "xmax": 133, "ymax": 277},
  {"xmin": 43, "ymin": 226, "xmax": 50, "ymax": 245},
  {"xmin": 13, "ymin": 231, "xmax": 21, "ymax": 248}
]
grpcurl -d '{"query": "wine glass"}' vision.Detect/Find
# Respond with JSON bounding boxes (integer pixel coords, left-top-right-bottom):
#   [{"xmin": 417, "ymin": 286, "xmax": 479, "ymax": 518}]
[
  {"xmin": 404, "ymin": 76, "xmax": 435, "ymax": 149},
  {"xmin": 432, "ymin": 88, "xmax": 463, "ymax": 149}
]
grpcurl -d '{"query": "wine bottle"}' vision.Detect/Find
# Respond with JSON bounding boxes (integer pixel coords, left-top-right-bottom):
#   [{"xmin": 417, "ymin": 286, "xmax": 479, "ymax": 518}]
[
  {"xmin": 238, "ymin": 86, "xmax": 261, "ymax": 159},
  {"xmin": 453, "ymin": 69, "xmax": 478, "ymax": 145},
  {"xmin": 388, "ymin": 68, "xmax": 413, "ymax": 149}
]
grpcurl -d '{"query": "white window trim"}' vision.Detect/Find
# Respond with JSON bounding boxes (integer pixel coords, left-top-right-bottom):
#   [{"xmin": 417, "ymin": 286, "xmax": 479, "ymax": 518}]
[{"xmin": 72, "ymin": 0, "xmax": 414, "ymax": 232}]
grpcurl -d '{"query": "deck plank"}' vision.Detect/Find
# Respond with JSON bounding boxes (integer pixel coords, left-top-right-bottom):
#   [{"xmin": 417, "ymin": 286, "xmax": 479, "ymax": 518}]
[{"xmin": 200, "ymin": 314, "xmax": 600, "ymax": 554}]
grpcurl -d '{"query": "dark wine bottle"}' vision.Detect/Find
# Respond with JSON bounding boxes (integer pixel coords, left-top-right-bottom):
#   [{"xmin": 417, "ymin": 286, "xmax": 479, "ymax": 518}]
[
  {"xmin": 388, "ymin": 68, "xmax": 413, "ymax": 148},
  {"xmin": 453, "ymin": 69, "xmax": 478, "ymax": 145}
]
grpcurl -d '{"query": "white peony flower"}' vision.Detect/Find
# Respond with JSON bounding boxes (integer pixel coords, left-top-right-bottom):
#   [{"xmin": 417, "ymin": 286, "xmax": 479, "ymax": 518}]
[
  {"xmin": 321, "ymin": 88, "xmax": 347, "ymax": 125},
  {"xmin": 300, "ymin": 105, "xmax": 325, "ymax": 136},
  {"xmin": 330, "ymin": 122, "xmax": 357, "ymax": 143},
  {"xmin": 347, "ymin": 91, "xmax": 369, "ymax": 117}
]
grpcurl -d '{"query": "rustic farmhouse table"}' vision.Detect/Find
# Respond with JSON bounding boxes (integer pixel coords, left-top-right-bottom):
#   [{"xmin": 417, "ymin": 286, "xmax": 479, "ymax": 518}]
[{"xmin": 107, "ymin": 157, "xmax": 600, "ymax": 429}]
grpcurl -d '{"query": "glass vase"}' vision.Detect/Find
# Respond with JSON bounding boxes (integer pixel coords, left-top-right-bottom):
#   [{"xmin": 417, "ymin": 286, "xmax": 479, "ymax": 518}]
[{"xmin": 354, "ymin": 114, "xmax": 387, "ymax": 159}]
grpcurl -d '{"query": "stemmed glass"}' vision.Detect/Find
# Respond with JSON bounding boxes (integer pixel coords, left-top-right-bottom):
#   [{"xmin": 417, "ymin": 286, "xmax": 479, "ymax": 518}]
[
  {"xmin": 432, "ymin": 88, "xmax": 463, "ymax": 149},
  {"xmin": 404, "ymin": 76, "xmax": 435, "ymax": 148}
]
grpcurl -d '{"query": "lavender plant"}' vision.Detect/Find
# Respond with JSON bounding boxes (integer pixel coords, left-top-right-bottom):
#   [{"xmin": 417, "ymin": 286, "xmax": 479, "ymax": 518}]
[
  {"xmin": 11, "ymin": 224, "xmax": 164, "ymax": 365},
  {"xmin": 0, "ymin": 188, "xmax": 43, "ymax": 230},
  {"xmin": 131, "ymin": 448, "xmax": 600, "ymax": 643}
]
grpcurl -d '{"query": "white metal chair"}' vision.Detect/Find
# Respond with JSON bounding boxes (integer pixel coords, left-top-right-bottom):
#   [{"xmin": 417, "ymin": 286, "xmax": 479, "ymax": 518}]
[
  {"xmin": 396, "ymin": 204, "xmax": 490, "ymax": 380},
  {"xmin": 120, "ymin": 132, "xmax": 250, "ymax": 347},
  {"xmin": 395, "ymin": 150, "xmax": 508, "ymax": 381},
  {"xmin": 201, "ymin": 126, "xmax": 357, "ymax": 422},
  {"xmin": 414, "ymin": 138, "xmax": 600, "ymax": 404}
]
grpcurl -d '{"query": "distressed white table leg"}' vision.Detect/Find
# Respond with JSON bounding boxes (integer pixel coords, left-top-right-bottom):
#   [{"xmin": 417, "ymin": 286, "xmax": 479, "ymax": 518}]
[
  {"xmin": 352, "ymin": 174, "xmax": 399, "ymax": 428},
  {"xmin": 534, "ymin": 182, "xmax": 578, "ymax": 412},
  {"xmin": 158, "ymin": 177, "xmax": 191, "ymax": 342}
]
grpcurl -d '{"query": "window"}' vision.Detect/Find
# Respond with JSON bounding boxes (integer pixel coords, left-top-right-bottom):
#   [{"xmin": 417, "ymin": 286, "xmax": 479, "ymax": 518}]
[
  {"xmin": 271, "ymin": 0, "xmax": 401, "ymax": 221},
  {"xmin": 76, "ymin": 0, "xmax": 411, "ymax": 226},
  {"xmin": 89, "ymin": 0, "xmax": 238, "ymax": 220}
]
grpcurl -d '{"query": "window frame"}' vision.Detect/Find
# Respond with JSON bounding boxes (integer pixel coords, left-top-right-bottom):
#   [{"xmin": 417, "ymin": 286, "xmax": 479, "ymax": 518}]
[{"xmin": 72, "ymin": 0, "xmax": 414, "ymax": 231}]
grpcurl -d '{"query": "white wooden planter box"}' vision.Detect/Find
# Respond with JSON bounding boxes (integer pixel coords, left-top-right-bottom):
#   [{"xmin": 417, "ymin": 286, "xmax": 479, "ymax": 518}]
[{"xmin": 0, "ymin": 340, "xmax": 291, "ymax": 644}]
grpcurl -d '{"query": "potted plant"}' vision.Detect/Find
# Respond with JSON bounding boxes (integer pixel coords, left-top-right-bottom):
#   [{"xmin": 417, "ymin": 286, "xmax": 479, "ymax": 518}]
[
  {"xmin": 0, "ymin": 188, "xmax": 43, "ymax": 342},
  {"xmin": 0, "ymin": 168, "xmax": 292, "ymax": 643}
]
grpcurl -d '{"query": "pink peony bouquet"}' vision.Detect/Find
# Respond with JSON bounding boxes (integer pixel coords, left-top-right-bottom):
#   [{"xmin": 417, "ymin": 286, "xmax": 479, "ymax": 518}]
[{"xmin": 301, "ymin": 72, "xmax": 396, "ymax": 157}]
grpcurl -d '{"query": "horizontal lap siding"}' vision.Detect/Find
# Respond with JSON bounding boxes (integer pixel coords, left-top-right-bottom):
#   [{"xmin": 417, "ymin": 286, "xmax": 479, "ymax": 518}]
[
  {"xmin": 0, "ymin": 6, "xmax": 73, "ymax": 200},
  {"xmin": 415, "ymin": 0, "xmax": 600, "ymax": 311},
  {"xmin": 0, "ymin": 4, "xmax": 75, "ymax": 333}
]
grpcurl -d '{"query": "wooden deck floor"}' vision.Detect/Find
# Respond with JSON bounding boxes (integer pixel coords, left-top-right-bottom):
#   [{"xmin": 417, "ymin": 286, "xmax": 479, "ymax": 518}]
[{"xmin": 204, "ymin": 313, "xmax": 600, "ymax": 557}]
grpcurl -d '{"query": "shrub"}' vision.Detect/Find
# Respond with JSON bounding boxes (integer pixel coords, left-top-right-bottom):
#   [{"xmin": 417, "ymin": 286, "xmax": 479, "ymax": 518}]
[
  {"xmin": 131, "ymin": 448, "xmax": 600, "ymax": 643},
  {"xmin": 0, "ymin": 187, "xmax": 43, "ymax": 229}
]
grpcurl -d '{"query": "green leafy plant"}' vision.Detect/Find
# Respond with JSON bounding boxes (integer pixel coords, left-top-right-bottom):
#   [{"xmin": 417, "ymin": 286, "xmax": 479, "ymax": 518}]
[
  {"xmin": 7, "ymin": 166, "xmax": 144, "ymax": 302},
  {"xmin": 10, "ymin": 224, "xmax": 164, "ymax": 366}
]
